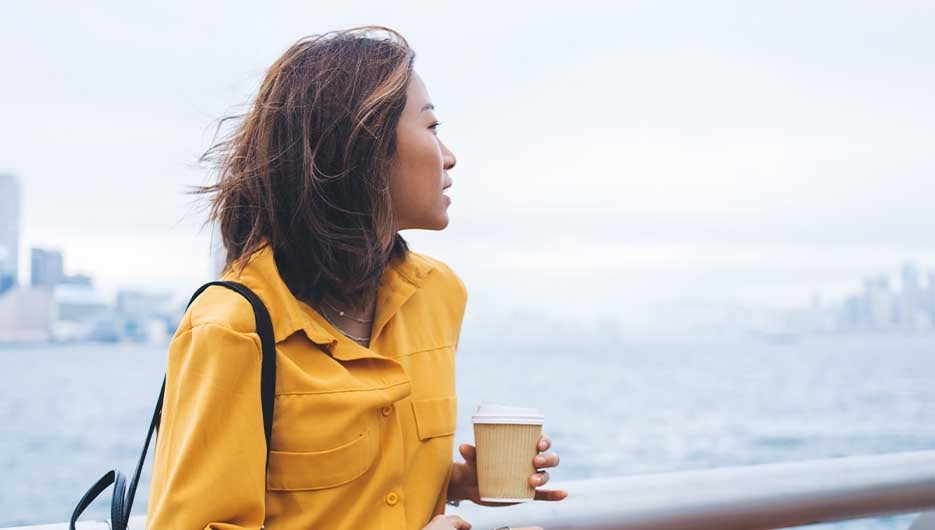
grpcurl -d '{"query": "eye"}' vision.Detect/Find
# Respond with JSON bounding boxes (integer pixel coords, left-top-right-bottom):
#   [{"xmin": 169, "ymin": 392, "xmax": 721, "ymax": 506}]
[{"xmin": 429, "ymin": 121, "xmax": 442, "ymax": 131}]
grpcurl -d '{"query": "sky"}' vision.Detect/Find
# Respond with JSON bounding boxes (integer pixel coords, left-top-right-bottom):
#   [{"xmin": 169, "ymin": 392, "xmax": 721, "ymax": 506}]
[{"xmin": 2, "ymin": 1, "xmax": 934, "ymax": 335}]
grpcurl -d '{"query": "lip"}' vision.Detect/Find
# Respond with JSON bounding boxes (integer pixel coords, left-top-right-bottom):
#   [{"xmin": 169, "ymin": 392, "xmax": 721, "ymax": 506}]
[{"xmin": 443, "ymin": 194, "xmax": 451, "ymax": 205}]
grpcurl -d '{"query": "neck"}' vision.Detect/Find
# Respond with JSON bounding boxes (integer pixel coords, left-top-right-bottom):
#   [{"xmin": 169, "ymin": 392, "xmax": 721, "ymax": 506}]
[
  {"xmin": 323, "ymin": 291, "xmax": 377, "ymax": 318},
  {"xmin": 320, "ymin": 298, "xmax": 376, "ymax": 348}
]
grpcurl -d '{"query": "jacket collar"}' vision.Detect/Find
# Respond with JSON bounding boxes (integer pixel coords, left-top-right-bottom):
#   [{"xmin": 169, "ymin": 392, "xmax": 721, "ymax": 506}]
[{"xmin": 222, "ymin": 243, "xmax": 435, "ymax": 361}]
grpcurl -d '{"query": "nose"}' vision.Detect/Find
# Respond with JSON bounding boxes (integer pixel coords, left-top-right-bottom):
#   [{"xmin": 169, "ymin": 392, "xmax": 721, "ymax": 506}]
[{"xmin": 441, "ymin": 139, "xmax": 456, "ymax": 171}]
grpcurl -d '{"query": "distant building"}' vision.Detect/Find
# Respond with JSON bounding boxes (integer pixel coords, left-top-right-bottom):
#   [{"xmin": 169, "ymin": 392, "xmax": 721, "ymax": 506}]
[
  {"xmin": 53, "ymin": 283, "xmax": 110, "ymax": 322},
  {"xmin": 0, "ymin": 174, "xmax": 20, "ymax": 295},
  {"xmin": 863, "ymin": 275, "xmax": 895, "ymax": 330},
  {"xmin": 116, "ymin": 290, "xmax": 171, "ymax": 316},
  {"xmin": 901, "ymin": 263, "xmax": 920, "ymax": 292},
  {"xmin": 51, "ymin": 282, "xmax": 118, "ymax": 341},
  {"xmin": 116, "ymin": 289, "xmax": 174, "ymax": 341},
  {"xmin": 31, "ymin": 248, "xmax": 65, "ymax": 289},
  {"xmin": 785, "ymin": 263, "xmax": 935, "ymax": 336},
  {"xmin": 0, "ymin": 287, "xmax": 53, "ymax": 343},
  {"xmin": 61, "ymin": 273, "xmax": 93, "ymax": 287},
  {"xmin": 918, "ymin": 270, "xmax": 935, "ymax": 328},
  {"xmin": 841, "ymin": 294, "xmax": 863, "ymax": 330},
  {"xmin": 894, "ymin": 263, "xmax": 929, "ymax": 330}
]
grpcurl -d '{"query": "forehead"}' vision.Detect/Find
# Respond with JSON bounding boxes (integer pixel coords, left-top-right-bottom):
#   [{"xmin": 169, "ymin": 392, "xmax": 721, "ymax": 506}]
[{"xmin": 405, "ymin": 71, "xmax": 431, "ymax": 111}]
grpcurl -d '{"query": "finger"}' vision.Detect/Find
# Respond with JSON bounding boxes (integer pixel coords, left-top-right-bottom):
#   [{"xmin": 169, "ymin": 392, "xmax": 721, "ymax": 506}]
[
  {"xmin": 538, "ymin": 434, "xmax": 551, "ymax": 452},
  {"xmin": 533, "ymin": 452, "xmax": 560, "ymax": 468},
  {"xmin": 444, "ymin": 514, "xmax": 472, "ymax": 530},
  {"xmin": 458, "ymin": 444, "xmax": 476, "ymax": 462},
  {"xmin": 530, "ymin": 470, "xmax": 549, "ymax": 487},
  {"xmin": 476, "ymin": 499, "xmax": 521, "ymax": 507},
  {"xmin": 533, "ymin": 488, "xmax": 569, "ymax": 501}
]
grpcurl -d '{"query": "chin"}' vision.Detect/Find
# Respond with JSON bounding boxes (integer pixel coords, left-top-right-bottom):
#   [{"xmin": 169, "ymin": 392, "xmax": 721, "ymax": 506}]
[
  {"xmin": 430, "ymin": 213, "xmax": 450, "ymax": 230},
  {"xmin": 401, "ymin": 210, "xmax": 449, "ymax": 231},
  {"xmin": 424, "ymin": 211, "xmax": 450, "ymax": 230}
]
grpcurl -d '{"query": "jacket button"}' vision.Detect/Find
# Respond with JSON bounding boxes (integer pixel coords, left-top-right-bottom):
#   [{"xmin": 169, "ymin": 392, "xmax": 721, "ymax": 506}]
[
  {"xmin": 381, "ymin": 406, "xmax": 393, "ymax": 416},
  {"xmin": 385, "ymin": 491, "xmax": 399, "ymax": 506}
]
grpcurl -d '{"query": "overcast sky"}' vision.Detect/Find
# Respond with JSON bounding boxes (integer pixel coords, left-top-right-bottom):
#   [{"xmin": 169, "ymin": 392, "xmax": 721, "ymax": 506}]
[{"xmin": 3, "ymin": 1, "xmax": 934, "ymax": 334}]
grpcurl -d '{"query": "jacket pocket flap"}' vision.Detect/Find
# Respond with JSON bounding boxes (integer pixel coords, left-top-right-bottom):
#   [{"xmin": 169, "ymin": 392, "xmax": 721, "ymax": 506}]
[
  {"xmin": 411, "ymin": 396, "xmax": 457, "ymax": 440},
  {"xmin": 267, "ymin": 427, "xmax": 378, "ymax": 491}
]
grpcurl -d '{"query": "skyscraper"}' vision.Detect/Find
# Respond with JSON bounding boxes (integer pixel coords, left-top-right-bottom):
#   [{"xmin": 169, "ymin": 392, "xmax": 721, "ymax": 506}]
[
  {"xmin": 0, "ymin": 173, "xmax": 20, "ymax": 295},
  {"xmin": 31, "ymin": 248, "xmax": 65, "ymax": 289},
  {"xmin": 901, "ymin": 263, "xmax": 920, "ymax": 293}
]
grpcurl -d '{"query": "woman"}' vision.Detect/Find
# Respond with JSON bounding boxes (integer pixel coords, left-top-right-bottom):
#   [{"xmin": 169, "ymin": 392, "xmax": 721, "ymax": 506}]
[{"xmin": 146, "ymin": 26, "xmax": 567, "ymax": 530}]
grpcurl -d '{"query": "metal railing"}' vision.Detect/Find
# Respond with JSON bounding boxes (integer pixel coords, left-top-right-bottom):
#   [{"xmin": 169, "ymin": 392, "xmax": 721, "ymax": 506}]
[
  {"xmin": 7, "ymin": 450, "xmax": 935, "ymax": 530},
  {"xmin": 451, "ymin": 450, "xmax": 935, "ymax": 530}
]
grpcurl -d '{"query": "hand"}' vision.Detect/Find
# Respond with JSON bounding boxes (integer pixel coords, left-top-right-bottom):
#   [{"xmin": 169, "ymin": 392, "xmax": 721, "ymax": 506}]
[
  {"xmin": 447, "ymin": 433, "xmax": 569, "ymax": 507},
  {"xmin": 423, "ymin": 514, "xmax": 472, "ymax": 530},
  {"xmin": 421, "ymin": 516, "xmax": 543, "ymax": 530}
]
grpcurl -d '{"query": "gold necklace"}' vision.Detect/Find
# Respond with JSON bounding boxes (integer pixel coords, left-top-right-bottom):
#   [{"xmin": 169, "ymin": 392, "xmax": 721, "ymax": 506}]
[
  {"xmin": 319, "ymin": 306, "xmax": 371, "ymax": 343},
  {"xmin": 322, "ymin": 298, "xmax": 374, "ymax": 323}
]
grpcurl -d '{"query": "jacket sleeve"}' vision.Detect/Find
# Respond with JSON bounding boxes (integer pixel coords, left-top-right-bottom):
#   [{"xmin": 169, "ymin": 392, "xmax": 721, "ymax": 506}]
[{"xmin": 146, "ymin": 321, "xmax": 267, "ymax": 530}]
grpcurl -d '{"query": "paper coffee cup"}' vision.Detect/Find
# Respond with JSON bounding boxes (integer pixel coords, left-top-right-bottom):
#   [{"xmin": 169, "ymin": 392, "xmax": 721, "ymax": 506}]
[{"xmin": 471, "ymin": 402, "xmax": 545, "ymax": 502}]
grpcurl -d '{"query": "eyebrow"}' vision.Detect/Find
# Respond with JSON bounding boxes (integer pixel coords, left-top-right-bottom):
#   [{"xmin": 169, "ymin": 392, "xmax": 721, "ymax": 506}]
[{"xmin": 421, "ymin": 103, "xmax": 435, "ymax": 112}]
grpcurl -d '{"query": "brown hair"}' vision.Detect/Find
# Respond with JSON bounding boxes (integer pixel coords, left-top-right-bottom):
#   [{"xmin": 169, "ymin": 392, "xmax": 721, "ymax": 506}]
[{"xmin": 191, "ymin": 26, "xmax": 415, "ymax": 310}]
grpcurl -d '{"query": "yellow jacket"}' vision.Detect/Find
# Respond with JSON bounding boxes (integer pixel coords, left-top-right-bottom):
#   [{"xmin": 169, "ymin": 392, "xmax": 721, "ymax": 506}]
[{"xmin": 146, "ymin": 243, "xmax": 468, "ymax": 530}]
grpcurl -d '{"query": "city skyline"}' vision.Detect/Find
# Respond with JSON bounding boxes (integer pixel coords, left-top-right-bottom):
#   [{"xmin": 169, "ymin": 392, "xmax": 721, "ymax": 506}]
[
  {"xmin": 5, "ymin": 173, "xmax": 935, "ymax": 341},
  {"xmin": 6, "ymin": 165, "xmax": 935, "ymax": 337},
  {"xmin": 0, "ymin": 173, "xmax": 19, "ymax": 295},
  {"xmin": 4, "ymin": 2, "xmax": 934, "ymax": 333}
]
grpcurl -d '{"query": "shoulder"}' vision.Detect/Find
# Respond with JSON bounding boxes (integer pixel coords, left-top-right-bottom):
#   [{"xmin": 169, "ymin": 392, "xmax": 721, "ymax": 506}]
[
  {"xmin": 165, "ymin": 286, "xmax": 264, "ymax": 387},
  {"xmin": 409, "ymin": 252, "xmax": 469, "ymax": 344},
  {"xmin": 410, "ymin": 251, "xmax": 467, "ymax": 301},
  {"xmin": 175, "ymin": 283, "xmax": 260, "ymax": 339}
]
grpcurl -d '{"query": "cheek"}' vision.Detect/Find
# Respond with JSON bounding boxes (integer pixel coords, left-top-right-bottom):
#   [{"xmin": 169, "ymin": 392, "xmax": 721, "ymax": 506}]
[
  {"xmin": 390, "ymin": 127, "xmax": 445, "ymax": 221},
  {"xmin": 413, "ymin": 136, "xmax": 443, "ymax": 175},
  {"xmin": 398, "ymin": 138, "xmax": 442, "ymax": 190}
]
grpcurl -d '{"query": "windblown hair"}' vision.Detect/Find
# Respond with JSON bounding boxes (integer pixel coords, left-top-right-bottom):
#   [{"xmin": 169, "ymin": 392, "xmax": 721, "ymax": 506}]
[{"xmin": 191, "ymin": 26, "xmax": 415, "ymax": 310}]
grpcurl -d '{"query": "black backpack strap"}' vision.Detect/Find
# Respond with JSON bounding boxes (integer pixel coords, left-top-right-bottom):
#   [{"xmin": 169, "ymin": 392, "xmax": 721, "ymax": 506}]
[
  {"xmin": 150, "ymin": 281, "xmax": 278, "ymax": 457},
  {"xmin": 69, "ymin": 470, "xmax": 127, "ymax": 530},
  {"xmin": 70, "ymin": 280, "xmax": 277, "ymax": 530}
]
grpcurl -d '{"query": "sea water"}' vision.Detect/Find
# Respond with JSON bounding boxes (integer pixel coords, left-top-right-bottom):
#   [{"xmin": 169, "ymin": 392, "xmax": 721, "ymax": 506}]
[{"xmin": 1, "ymin": 334, "xmax": 933, "ymax": 529}]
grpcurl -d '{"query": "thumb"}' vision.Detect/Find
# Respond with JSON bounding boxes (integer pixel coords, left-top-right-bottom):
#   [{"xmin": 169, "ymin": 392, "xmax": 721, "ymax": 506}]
[{"xmin": 458, "ymin": 443, "xmax": 476, "ymax": 461}]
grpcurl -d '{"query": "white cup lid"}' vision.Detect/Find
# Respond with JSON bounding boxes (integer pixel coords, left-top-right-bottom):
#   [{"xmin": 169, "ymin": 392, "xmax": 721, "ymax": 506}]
[{"xmin": 471, "ymin": 402, "xmax": 544, "ymax": 425}]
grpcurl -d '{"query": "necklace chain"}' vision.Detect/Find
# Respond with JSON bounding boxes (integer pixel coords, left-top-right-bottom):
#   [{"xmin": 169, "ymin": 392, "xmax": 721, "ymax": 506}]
[
  {"xmin": 323, "ymin": 298, "xmax": 374, "ymax": 323},
  {"xmin": 319, "ymin": 305, "xmax": 372, "ymax": 343}
]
